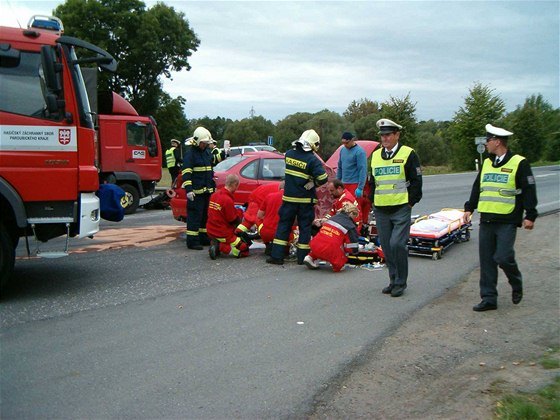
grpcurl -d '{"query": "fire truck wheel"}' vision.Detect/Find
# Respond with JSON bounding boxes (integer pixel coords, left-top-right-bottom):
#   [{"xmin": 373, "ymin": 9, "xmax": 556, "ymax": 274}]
[
  {"xmin": 0, "ymin": 223, "xmax": 15, "ymax": 294},
  {"xmin": 120, "ymin": 184, "xmax": 140, "ymax": 215}
]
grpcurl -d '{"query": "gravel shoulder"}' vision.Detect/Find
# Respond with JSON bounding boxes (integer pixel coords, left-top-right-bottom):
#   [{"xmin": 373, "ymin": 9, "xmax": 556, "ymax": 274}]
[{"xmin": 311, "ymin": 212, "xmax": 560, "ymax": 419}]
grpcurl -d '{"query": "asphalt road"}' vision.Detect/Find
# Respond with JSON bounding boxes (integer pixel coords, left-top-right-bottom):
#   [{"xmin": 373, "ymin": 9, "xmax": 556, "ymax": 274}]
[{"xmin": 1, "ymin": 166, "xmax": 558, "ymax": 418}]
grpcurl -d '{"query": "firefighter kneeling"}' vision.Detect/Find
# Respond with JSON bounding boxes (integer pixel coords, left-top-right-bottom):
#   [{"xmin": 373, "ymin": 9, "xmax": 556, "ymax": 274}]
[
  {"xmin": 304, "ymin": 203, "xmax": 360, "ymax": 272},
  {"xmin": 207, "ymin": 174, "xmax": 251, "ymax": 259}
]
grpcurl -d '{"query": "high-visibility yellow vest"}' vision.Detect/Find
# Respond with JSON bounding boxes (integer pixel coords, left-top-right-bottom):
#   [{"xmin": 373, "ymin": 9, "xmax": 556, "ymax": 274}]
[
  {"xmin": 370, "ymin": 146, "xmax": 413, "ymax": 206},
  {"xmin": 165, "ymin": 147, "xmax": 176, "ymax": 168},
  {"xmin": 478, "ymin": 155, "xmax": 525, "ymax": 214}
]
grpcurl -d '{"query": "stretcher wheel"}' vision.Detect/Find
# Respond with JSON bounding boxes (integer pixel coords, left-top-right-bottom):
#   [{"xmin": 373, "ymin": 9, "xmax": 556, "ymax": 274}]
[{"xmin": 432, "ymin": 250, "xmax": 442, "ymax": 260}]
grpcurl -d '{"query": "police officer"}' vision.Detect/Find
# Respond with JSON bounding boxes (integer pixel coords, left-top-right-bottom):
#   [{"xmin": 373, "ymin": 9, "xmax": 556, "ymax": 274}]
[
  {"xmin": 165, "ymin": 139, "xmax": 183, "ymax": 185},
  {"xmin": 266, "ymin": 129, "xmax": 328, "ymax": 265},
  {"xmin": 370, "ymin": 118, "xmax": 422, "ymax": 297},
  {"xmin": 463, "ymin": 124, "xmax": 538, "ymax": 311},
  {"xmin": 181, "ymin": 127, "xmax": 216, "ymax": 250},
  {"xmin": 208, "ymin": 139, "xmax": 227, "ymax": 166}
]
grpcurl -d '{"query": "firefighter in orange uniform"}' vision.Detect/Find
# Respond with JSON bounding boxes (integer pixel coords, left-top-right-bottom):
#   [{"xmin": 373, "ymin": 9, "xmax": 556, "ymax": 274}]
[
  {"xmin": 304, "ymin": 203, "xmax": 361, "ymax": 272},
  {"xmin": 313, "ymin": 179, "xmax": 361, "ymax": 233},
  {"xmin": 256, "ymin": 182, "xmax": 288, "ymax": 255},
  {"xmin": 207, "ymin": 174, "xmax": 250, "ymax": 259},
  {"xmin": 236, "ymin": 182, "xmax": 282, "ymax": 237}
]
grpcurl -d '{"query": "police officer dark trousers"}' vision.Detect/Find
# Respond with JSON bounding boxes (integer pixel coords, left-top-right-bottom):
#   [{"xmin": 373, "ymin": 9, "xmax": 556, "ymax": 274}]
[
  {"xmin": 370, "ymin": 118, "xmax": 423, "ymax": 297},
  {"xmin": 464, "ymin": 124, "xmax": 537, "ymax": 312}
]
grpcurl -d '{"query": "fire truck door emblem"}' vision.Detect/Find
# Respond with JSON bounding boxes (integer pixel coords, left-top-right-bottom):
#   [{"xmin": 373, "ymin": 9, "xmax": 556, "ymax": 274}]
[{"xmin": 59, "ymin": 129, "xmax": 71, "ymax": 145}]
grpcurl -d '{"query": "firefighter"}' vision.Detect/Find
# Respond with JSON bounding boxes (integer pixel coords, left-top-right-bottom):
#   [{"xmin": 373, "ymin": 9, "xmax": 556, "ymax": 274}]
[
  {"xmin": 181, "ymin": 127, "xmax": 216, "ymax": 250},
  {"xmin": 165, "ymin": 139, "xmax": 183, "ymax": 186},
  {"xmin": 256, "ymin": 182, "xmax": 287, "ymax": 255},
  {"xmin": 266, "ymin": 129, "xmax": 328, "ymax": 265},
  {"xmin": 304, "ymin": 203, "xmax": 361, "ymax": 272},
  {"xmin": 236, "ymin": 182, "xmax": 281, "ymax": 237},
  {"xmin": 312, "ymin": 178, "xmax": 361, "ymax": 233},
  {"xmin": 370, "ymin": 118, "xmax": 423, "ymax": 297},
  {"xmin": 207, "ymin": 174, "xmax": 250, "ymax": 259},
  {"xmin": 463, "ymin": 124, "xmax": 538, "ymax": 312}
]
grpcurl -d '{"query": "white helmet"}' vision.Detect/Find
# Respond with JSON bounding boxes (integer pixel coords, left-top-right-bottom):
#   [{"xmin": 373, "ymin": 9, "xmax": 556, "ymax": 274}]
[
  {"xmin": 192, "ymin": 126, "xmax": 213, "ymax": 144},
  {"xmin": 296, "ymin": 129, "xmax": 320, "ymax": 152}
]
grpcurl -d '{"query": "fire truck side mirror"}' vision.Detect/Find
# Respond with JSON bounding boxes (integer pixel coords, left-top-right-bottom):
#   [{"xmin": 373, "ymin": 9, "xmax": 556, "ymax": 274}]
[
  {"xmin": 40, "ymin": 45, "xmax": 62, "ymax": 94},
  {"xmin": 45, "ymin": 93, "xmax": 59, "ymax": 114}
]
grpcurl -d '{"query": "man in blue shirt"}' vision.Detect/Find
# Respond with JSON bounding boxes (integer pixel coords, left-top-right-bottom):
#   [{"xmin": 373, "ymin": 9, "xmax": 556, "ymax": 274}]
[{"xmin": 337, "ymin": 132, "xmax": 369, "ymax": 227}]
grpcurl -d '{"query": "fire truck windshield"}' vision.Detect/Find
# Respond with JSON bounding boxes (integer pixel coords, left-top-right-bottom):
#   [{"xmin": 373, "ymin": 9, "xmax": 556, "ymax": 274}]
[{"xmin": 0, "ymin": 50, "xmax": 49, "ymax": 118}]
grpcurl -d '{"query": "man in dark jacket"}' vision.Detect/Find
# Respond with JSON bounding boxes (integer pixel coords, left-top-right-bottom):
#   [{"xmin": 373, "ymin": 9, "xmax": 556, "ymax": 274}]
[
  {"xmin": 266, "ymin": 129, "xmax": 328, "ymax": 265},
  {"xmin": 463, "ymin": 124, "xmax": 538, "ymax": 311},
  {"xmin": 181, "ymin": 127, "xmax": 216, "ymax": 250}
]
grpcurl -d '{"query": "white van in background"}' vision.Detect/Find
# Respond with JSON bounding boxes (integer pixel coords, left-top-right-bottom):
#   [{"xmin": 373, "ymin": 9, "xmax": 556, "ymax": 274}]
[{"xmin": 227, "ymin": 144, "xmax": 278, "ymax": 156}]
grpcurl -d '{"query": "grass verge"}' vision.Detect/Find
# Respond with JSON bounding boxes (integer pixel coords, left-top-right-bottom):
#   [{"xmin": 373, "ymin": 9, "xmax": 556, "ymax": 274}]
[{"xmin": 494, "ymin": 348, "xmax": 560, "ymax": 419}]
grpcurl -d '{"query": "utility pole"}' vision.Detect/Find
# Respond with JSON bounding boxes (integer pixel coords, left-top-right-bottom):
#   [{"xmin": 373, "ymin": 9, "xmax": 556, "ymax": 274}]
[{"xmin": 250, "ymin": 106, "xmax": 255, "ymax": 118}]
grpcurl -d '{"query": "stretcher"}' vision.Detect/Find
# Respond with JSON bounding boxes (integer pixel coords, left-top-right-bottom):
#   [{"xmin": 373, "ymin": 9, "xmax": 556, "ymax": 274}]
[{"xmin": 407, "ymin": 208, "xmax": 471, "ymax": 260}]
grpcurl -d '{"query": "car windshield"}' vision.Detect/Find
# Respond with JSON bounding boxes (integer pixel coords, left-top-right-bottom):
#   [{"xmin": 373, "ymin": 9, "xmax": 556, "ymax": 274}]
[
  {"xmin": 214, "ymin": 155, "xmax": 250, "ymax": 171},
  {"xmin": 255, "ymin": 145, "xmax": 276, "ymax": 152}
]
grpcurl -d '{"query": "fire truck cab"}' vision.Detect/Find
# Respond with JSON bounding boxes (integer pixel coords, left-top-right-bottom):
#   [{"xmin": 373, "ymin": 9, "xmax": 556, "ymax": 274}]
[{"xmin": 0, "ymin": 18, "xmax": 117, "ymax": 291}]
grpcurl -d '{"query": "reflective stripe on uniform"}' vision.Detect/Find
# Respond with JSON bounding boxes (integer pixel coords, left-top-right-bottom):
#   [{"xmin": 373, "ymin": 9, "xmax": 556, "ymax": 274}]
[
  {"xmin": 478, "ymin": 155, "xmax": 525, "ymax": 214},
  {"xmin": 193, "ymin": 166, "xmax": 212, "ymax": 171},
  {"xmin": 371, "ymin": 146, "xmax": 413, "ymax": 206},
  {"xmin": 285, "ymin": 168, "xmax": 312, "ymax": 179},
  {"xmin": 282, "ymin": 195, "xmax": 317, "ymax": 204}
]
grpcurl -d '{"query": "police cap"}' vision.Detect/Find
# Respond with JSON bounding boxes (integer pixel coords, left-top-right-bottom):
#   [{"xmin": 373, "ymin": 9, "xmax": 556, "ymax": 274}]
[
  {"xmin": 485, "ymin": 124, "xmax": 513, "ymax": 140},
  {"xmin": 376, "ymin": 118, "xmax": 402, "ymax": 134}
]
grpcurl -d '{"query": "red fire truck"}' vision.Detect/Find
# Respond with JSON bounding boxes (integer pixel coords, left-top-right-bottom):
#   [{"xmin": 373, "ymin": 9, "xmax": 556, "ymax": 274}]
[
  {"xmin": 0, "ymin": 19, "xmax": 117, "ymax": 290},
  {"xmin": 93, "ymin": 88, "xmax": 163, "ymax": 215}
]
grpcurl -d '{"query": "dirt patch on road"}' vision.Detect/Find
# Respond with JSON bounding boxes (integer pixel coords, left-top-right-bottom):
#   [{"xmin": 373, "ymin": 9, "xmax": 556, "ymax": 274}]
[
  {"xmin": 73, "ymin": 226, "xmax": 184, "ymax": 253},
  {"xmin": 311, "ymin": 213, "xmax": 560, "ymax": 419}
]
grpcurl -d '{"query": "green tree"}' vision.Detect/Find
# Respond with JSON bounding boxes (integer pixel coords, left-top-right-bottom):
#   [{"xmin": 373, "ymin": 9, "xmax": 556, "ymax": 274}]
[
  {"xmin": 54, "ymin": 0, "xmax": 200, "ymax": 116},
  {"xmin": 223, "ymin": 116, "xmax": 276, "ymax": 146},
  {"xmin": 416, "ymin": 132, "xmax": 448, "ymax": 166},
  {"xmin": 306, "ymin": 110, "xmax": 350, "ymax": 159},
  {"xmin": 343, "ymin": 98, "xmax": 381, "ymax": 123},
  {"xmin": 380, "ymin": 93, "xmax": 418, "ymax": 148},
  {"xmin": 449, "ymin": 83, "xmax": 506, "ymax": 171},
  {"xmin": 153, "ymin": 92, "xmax": 190, "ymax": 150},
  {"xmin": 353, "ymin": 113, "xmax": 381, "ymax": 140},
  {"xmin": 193, "ymin": 116, "xmax": 233, "ymax": 144},
  {"xmin": 544, "ymin": 130, "xmax": 560, "ymax": 161},
  {"xmin": 504, "ymin": 94, "xmax": 560, "ymax": 162},
  {"xmin": 275, "ymin": 112, "xmax": 315, "ymax": 152},
  {"xmin": 274, "ymin": 110, "xmax": 347, "ymax": 158}
]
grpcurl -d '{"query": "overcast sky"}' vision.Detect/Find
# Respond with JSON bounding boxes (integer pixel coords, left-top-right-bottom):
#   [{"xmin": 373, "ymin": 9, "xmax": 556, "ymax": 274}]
[{"xmin": 3, "ymin": 0, "xmax": 559, "ymax": 123}]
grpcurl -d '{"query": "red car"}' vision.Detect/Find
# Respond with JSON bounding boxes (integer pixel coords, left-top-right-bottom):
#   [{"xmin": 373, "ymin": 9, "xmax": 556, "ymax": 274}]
[
  {"xmin": 170, "ymin": 150, "xmax": 337, "ymax": 221},
  {"xmin": 170, "ymin": 151, "xmax": 286, "ymax": 222},
  {"xmin": 170, "ymin": 143, "xmax": 382, "ymax": 222}
]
